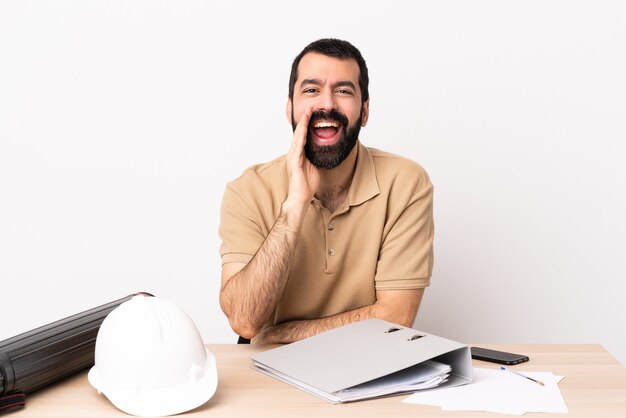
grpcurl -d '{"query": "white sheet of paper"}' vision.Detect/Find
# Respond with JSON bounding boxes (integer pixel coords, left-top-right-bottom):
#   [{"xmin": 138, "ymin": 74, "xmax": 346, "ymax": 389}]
[
  {"xmin": 335, "ymin": 360, "xmax": 451, "ymax": 401},
  {"xmin": 403, "ymin": 367, "xmax": 568, "ymax": 415}
]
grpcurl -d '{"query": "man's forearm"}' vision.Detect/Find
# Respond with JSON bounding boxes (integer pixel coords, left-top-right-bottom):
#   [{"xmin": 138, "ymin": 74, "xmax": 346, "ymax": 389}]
[
  {"xmin": 255, "ymin": 304, "xmax": 388, "ymax": 344},
  {"xmin": 255, "ymin": 306, "xmax": 375, "ymax": 344},
  {"xmin": 220, "ymin": 200, "xmax": 307, "ymax": 338},
  {"xmin": 255, "ymin": 288, "xmax": 424, "ymax": 344}
]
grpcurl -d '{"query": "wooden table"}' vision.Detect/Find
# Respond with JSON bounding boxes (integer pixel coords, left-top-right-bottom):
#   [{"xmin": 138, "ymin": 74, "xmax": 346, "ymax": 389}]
[{"xmin": 10, "ymin": 344, "xmax": 626, "ymax": 417}]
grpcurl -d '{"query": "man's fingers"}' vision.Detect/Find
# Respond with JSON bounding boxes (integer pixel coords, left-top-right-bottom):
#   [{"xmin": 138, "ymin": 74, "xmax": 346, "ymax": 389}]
[{"xmin": 293, "ymin": 107, "xmax": 314, "ymax": 148}]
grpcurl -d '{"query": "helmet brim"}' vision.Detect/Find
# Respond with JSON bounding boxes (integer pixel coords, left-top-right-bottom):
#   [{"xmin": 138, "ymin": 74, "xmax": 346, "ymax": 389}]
[{"xmin": 89, "ymin": 349, "xmax": 218, "ymax": 417}]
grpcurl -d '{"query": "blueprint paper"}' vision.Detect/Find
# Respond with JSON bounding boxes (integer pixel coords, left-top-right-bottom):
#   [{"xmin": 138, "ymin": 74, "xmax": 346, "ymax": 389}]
[{"xmin": 403, "ymin": 367, "xmax": 567, "ymax": 415}]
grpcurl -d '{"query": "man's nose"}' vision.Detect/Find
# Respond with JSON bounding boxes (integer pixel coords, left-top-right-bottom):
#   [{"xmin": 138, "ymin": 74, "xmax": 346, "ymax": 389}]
[{"xmin": 315, "ymin": 89, "xmax": 337, "ymax": 112}]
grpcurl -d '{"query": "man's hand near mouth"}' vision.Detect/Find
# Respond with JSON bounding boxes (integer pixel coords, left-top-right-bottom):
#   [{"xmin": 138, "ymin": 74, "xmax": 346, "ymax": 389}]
[{"xmin": 286, "ymin": 106, "xmax": 320, "ymax": 217}]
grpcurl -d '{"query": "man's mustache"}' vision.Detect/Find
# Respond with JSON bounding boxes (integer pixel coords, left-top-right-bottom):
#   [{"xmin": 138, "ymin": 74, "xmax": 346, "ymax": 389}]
[{"xmin": 308, "ymin": 109, "xmax": 349, "ymax": 128}]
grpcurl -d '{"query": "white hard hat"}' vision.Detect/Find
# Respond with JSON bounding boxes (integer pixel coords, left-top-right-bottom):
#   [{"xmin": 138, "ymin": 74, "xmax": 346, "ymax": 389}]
[{"xmin": 88, "ymin": 295, "xmax": 217, "ymax": 417}]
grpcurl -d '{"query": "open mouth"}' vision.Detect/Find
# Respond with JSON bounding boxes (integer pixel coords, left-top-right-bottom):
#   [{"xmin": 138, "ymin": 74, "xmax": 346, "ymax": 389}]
[{"xmin": 311, "ymin": 120, "xmax": 342, "ymax": 144}]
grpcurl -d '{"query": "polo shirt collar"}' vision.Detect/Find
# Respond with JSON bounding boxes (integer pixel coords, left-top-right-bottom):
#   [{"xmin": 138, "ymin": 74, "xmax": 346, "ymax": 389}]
[{"xmin": 348, "ymin": 142, "xmax": 380, "ymax": 207}]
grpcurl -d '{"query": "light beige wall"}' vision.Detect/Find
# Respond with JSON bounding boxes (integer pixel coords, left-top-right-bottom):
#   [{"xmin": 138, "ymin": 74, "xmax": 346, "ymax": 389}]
[{"xmin": 1, "ymin": 1, "xmax": 624, "ymax": 365}]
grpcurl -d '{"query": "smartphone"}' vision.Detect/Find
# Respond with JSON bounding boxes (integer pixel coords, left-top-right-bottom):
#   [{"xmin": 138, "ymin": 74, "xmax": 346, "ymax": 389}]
[{"xmin": 470, "ymin": 347, "xmax": 529, "ymax": 365}]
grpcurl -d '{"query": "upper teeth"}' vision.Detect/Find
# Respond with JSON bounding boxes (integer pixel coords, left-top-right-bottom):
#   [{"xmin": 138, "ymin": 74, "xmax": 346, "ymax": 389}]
[{"xmin": 314, "ymin": 121, "xmax": 339, "ymax": 128}]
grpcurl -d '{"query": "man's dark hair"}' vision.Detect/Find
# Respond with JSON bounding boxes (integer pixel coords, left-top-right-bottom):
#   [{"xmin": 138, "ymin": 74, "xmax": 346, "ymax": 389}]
[{"xmin": 288, "ymin": 38, "xmax": 369, "ymax": 104}]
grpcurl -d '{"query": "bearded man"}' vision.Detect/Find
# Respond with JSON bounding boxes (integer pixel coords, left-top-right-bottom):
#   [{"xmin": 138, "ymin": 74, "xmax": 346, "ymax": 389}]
[{"xmin": 218, "ymin": 38, "xmax": 434, "ymax": 344}]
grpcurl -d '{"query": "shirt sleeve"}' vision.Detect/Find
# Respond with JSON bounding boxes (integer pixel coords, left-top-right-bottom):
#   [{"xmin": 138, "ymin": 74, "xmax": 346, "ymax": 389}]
[
  {"xmin": 374, "ymin": 173, "xmax": 434, "ymax": 290},
  {"xmin": 218, "ymin": 184, "xmax": 267, "ymax": 266}
]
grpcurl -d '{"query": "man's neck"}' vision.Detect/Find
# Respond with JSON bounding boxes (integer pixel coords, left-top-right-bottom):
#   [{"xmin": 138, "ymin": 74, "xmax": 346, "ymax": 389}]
[{"xmin": 314, "ymin": 142, "xmax": 359, "ymax": 213}]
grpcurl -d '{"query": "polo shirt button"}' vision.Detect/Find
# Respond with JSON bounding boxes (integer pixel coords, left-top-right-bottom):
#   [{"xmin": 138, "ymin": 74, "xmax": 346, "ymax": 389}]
[
  {"xmin": 328, "ymin": 249, "xmax": 335, "ymax": 256},
  {"xmin": 328, "ymin": 224, "xmax": 335, "ymax": 231}
]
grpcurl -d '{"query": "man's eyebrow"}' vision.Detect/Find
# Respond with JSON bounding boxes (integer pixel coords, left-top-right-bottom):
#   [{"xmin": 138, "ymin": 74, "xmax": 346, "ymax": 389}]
[
  {"xmin": 299, "ymin": 79, "xmax": 357, "ymax": 91},
  {"xmin": 300, "ymin": 78, "xmax": 322, "ymax": 87},
  {"xmin": 333, "ymin": 81, "xmax": 357, "ymax": 90}
]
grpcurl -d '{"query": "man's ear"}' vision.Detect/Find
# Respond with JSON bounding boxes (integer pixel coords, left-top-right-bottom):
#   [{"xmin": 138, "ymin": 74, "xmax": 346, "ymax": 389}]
[
  {"xmin": 286, "ymin": 97, "xmax": 293, "ymax": 124},
  {"xmin": 360, "ymin": 100, "xmax": 370, "ymax": 127}
]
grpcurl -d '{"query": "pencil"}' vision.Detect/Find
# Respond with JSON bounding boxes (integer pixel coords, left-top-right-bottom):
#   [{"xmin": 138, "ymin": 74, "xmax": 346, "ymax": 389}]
[{"xmin": 500, "ymin": 366, "xmax": 545, "ymax": 386}]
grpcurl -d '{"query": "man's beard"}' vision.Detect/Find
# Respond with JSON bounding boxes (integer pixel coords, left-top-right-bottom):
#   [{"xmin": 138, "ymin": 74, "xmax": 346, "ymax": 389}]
[{"xmin": 291, "ymin": 108, "xmax": 362, "ymax": 169}]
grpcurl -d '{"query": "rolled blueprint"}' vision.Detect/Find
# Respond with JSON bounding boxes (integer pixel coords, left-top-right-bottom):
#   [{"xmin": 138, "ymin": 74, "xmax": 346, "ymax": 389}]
[{"xmin": 0, "ymin": 292, "xmax": 153, "ymax": 401}]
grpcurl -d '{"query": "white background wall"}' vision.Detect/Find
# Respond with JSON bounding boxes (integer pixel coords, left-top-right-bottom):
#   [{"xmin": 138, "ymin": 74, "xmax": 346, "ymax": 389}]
[{"xmin": 1, "ymin": 1, "xmax": 625, "ymax": 365}]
